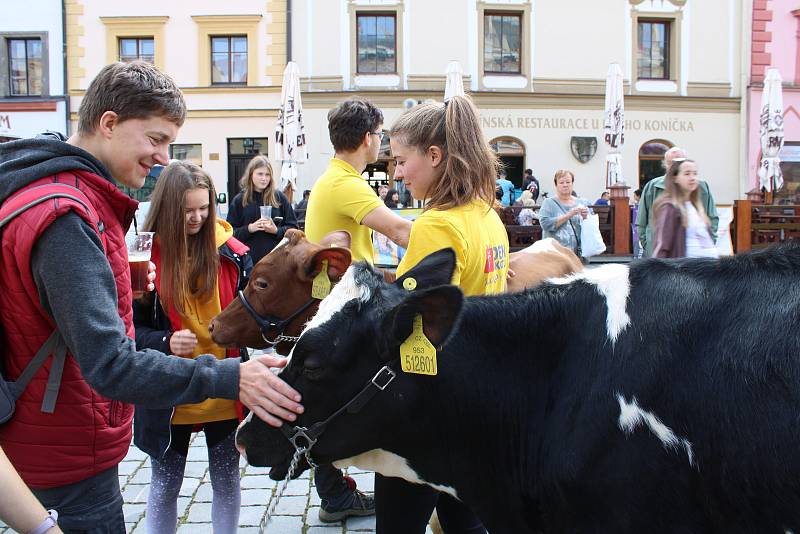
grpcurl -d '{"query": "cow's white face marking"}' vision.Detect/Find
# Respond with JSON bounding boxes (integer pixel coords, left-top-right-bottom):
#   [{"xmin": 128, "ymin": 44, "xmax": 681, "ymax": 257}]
[
  {"xmin": 282, "ymin": 266, "xmax": 372, "ymax": 372},
  {"xmin": 333, "ymin": 449, "xmax": 460, "ymax": 499},
  {"xmin": 520, "ymin": 237, "xmax": 559, "ymax": 254},
  {"xmin": 549, "ymin": 264, "xmax": 631, "ymax": 342},
  {"xmin": 273, "ymin": 237, "xmax": 289, "ymax": 252},
  {"xmin": 616, "ymin": 393, "xmax": 695, "ymax": 468},
  {"xmin": 304, "ymin": 265, "xmax": 372, "ymax": 332}
]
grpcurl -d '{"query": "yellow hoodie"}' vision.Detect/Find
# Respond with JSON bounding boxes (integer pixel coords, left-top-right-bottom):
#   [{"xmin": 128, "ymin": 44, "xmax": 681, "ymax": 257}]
[{"xmin": 172, "ymin": 219, "xmax": 237, "ymax": 425}]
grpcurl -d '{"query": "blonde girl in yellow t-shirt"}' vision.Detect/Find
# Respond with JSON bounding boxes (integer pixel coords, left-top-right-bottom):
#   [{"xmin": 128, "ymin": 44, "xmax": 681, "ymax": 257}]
[{"xmin": 377, "ymin": 95, "xmax": 507, "ymax": 533}]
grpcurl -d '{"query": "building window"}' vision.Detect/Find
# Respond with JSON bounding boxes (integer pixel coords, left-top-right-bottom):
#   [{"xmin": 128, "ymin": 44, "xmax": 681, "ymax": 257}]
[
  {"xmin": 484, "ymin": 13, "xmax": 521, "ymax": 74},
  {"xmin": 8, "ymin": 38, "xmax": 42, "ymax": 96},
  {"xmin": 170, "ymin": 144, "xmax": 203, "ymax": 167},
  {"xmin": 637, "ymin": 20, "xmax": 670, "ymax": 80},
  {"xmin": 119, "ymin": 37, "xmax": 154, "ymax": 63},
  {"xmin": 211, "ymin": 36, "xmax": 247, "ymax": 84},
  {"xmin": 356, "ymin": 14, "xmax": 396, "ymax": 74}
]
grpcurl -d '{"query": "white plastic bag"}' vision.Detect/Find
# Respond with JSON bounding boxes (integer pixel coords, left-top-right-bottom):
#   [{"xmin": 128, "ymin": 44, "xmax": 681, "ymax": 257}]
[{"xmin": 580, "ymin": 213, "xmax": 606, "ymax": 258}]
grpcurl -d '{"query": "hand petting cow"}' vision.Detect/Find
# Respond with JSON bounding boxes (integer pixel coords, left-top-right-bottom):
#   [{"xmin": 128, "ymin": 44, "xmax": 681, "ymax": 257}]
[{"xmin": 234, "ymin": 243, "xmax": 800, "ymax": 533}]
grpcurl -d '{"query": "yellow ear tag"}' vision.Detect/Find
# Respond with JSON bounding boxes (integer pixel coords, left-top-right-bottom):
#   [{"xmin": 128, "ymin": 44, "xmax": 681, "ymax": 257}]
[
  {"xmin": 400, "ymin": 314, "xmax": 437, "ymax": 376},
  {"xmin": 312, "ymin": 259, "xmax": 332, "ymax": 299},
  {"xmin": 403, "ymin": 277, "xmax": 417, "ymax": 291}
]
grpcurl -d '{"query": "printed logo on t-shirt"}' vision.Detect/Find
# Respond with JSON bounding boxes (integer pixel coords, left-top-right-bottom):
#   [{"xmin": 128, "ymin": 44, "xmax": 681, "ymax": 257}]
[
  {"xmin": 483, "ymin": 244, "xmax": 507, "ymax": 273},
  {"xmin": 484, "ymin": 247, "xmax": 495, "ymax": 273}
]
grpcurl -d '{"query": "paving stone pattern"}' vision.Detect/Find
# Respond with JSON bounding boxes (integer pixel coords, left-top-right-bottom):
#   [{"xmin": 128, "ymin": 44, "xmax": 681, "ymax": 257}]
[{"xmin": 0, "ymin": 432, "xmax": 434, "ymax": 533}]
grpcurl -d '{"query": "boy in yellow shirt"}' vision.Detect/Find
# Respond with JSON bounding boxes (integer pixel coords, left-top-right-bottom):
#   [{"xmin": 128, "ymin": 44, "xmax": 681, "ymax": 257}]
[
  {"xmin": 304, "ymin": 96, "xmax": 414, "ymax": 522},
  {"xmin": 305, "ymin": 97, "xmax": 411, "ymax": 262}
]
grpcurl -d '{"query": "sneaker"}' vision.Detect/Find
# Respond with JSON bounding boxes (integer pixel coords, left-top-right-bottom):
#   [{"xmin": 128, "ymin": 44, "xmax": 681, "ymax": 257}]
[{"xmin": 318, "ymin": 489, "xmax": 376, "ymax": 523}]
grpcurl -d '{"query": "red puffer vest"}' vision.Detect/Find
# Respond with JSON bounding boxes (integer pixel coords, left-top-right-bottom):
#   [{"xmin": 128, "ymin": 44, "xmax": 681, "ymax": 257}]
[{"xmin": 0, "ymin": 171, "xmax": 138, "ymax": 488}]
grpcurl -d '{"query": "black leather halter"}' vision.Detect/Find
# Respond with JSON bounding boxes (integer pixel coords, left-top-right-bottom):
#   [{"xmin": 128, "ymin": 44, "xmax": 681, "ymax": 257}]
[
  {"xmin": 279, "ymin": 362, "xmax": 398, "ymax": 464},
  {"xmin": 237, "ymin": 290, "xmax": 318, "ymax": 346}
]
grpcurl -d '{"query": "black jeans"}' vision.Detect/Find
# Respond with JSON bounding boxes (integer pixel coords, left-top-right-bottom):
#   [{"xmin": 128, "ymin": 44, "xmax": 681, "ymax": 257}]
[
  {"xmin": 375, "ymin": 474, "xmax": 486, "ymax": 534},
  {"xmin": 32, "ymin": 466, "xmax": 125, "ymax": 534},
  {"xmin": 314, "ymin": 463, "xmax": 351, "ymax": 501}
]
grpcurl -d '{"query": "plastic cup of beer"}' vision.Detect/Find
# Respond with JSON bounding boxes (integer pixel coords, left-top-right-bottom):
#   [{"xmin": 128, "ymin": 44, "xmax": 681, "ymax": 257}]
[
  {"xmin": 127, "ymin": 232, "xmax": 154, "ymax": 299},
  {"xmin": 259, "ymin": 205, "xmax": 272, "ymax": 219}
]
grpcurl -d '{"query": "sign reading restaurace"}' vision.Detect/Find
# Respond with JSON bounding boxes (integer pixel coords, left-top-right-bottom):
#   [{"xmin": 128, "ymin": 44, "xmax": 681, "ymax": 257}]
[{"xmin": 480, "ymin": 114, "xmax": 695, "ymax": 133}]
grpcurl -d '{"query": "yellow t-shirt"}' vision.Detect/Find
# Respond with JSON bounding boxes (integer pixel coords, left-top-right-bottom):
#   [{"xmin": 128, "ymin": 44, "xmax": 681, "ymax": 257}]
[
  {"xmin": 305, "ymin": 158, "xmax": 384, "ymax": 263},
  {"xmin": 396, "ymin": 201, "xmax": 509, "ymax": 296},
  {"xmin": 172, "ymin": 219, "xmax": 238, "ymax": 425}
]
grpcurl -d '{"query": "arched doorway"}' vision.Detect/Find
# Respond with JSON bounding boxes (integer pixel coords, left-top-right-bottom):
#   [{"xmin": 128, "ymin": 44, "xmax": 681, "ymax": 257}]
[
  {"xmin": 490, "ymin": 136, "xmax": 526, "ymax": 187},
  {"xmin": 638, "ymin": 139, "xmax": 673, "ymax": 189}
]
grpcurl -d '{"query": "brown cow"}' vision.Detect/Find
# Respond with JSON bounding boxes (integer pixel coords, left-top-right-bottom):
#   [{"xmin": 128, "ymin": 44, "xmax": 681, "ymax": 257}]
[
  {"xmin": 506, "ymin": 238, "xmax": 584, "ymax": 293},
  {"xmin": 209, "ymin": 229, "xmax": 351, "ymax": 353}
]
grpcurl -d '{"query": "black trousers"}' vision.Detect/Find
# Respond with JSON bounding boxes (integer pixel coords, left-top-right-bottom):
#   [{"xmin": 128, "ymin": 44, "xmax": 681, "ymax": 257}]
[
  {"xmin": 375, "ymin": 474, "xmax": 487, "ymax": 534},
  {"xmin": 32, "ymin": 466, "xmax": 125, "ymax": 534},
  {"xmin": 168, "ymin": 419, "xmax": 239, "ymax": 456}
]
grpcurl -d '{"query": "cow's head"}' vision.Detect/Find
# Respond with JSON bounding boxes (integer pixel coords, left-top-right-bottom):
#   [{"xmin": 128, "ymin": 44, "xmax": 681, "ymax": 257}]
[
  {"xmin": 235, "ymin": 248, "xmax": 464, "ymax": 480},
  {"xmin": 209, "ymin": 229, "xmax": 352, "ymax": 354}
]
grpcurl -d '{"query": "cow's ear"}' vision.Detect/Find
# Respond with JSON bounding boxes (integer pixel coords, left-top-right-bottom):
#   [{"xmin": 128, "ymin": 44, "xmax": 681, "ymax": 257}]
[
  {"xmin": 319, "ymin": 230, "xmax": 352, "ymax": 249},
  {"xmin": 395, "ymin": 248, "xmax": 456, "ymax": 291},
  {"xmin": 384, "ymin": 285, "xmax": 464, "ymax": 349},
  {"xmin": 305, "ymin": 247, "xmax": 352, "ymax": 282}
]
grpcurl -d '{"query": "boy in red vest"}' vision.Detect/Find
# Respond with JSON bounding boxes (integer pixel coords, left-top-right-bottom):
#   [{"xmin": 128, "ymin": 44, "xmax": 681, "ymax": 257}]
[{"xmin": 0, "ymin": 61, "xmax": 304, "ymax": 532}]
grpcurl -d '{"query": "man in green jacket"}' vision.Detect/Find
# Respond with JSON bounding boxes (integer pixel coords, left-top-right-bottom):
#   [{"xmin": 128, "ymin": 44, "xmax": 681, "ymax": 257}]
[{"xmin": 637, "ymin": 147, "xmax": 719, "ymax": 257}]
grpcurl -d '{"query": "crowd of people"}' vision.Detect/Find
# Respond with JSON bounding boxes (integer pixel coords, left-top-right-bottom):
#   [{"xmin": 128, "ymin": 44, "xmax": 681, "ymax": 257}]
[{"xmin": 0, "ymin": 59, "xmax": 723, "ymax": 533}]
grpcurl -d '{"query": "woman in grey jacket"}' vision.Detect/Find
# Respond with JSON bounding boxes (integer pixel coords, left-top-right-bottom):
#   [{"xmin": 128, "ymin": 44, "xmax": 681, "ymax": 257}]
[{"xmin": 538, "ymin": 169, "xmax": 588, "ymax": 255}]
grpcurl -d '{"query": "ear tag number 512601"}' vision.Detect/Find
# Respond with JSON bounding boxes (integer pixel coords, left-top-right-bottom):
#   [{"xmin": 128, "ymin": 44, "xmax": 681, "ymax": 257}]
[
  {"xmin": 400, "ymin": 314, "xmax": 437, "ymax": 376},
  {"xmin": 312, "ymin": 259, "xmax": 331, "ymax": 299}
]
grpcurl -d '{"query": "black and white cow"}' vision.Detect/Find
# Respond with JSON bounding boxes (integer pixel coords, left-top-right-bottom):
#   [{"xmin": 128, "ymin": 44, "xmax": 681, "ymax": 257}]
[{"xmin": 236, "ymin": 244, "xmax": 800, "ymax": 533}]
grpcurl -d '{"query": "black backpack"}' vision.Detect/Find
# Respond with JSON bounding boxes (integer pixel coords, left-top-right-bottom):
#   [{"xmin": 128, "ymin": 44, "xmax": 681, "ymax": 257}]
[{"xmin": 0, "ymin": 183, "xmax": 99, "ymax": 423}]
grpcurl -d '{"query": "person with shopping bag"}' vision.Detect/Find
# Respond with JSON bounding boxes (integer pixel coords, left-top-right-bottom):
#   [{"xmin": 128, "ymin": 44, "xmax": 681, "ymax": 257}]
[{"xmin": 539, "ymin": 169, "xmax": 588, "ymax": 256}]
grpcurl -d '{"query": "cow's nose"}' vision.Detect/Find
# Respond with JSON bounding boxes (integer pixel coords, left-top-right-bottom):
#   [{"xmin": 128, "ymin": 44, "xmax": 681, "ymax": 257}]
[{"xmin": 208, "ymin": 321, "xmax": 215, "ymax": 333}]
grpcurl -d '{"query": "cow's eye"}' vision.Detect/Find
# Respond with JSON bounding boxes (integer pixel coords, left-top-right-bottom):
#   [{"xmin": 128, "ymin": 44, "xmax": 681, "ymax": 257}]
[
  {"xmin": 303, "ymin": 358, "xmax": 324, "ymax": 381},
  {"xmin": 253, "ymin": 279, "xmax": 268, "ymax": 290}
]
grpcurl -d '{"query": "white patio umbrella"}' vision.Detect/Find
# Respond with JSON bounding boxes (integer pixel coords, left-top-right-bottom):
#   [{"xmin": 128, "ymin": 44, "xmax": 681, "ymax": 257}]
[
  {"xmin": 275, "ymin": 61, "xmax": 308, "ymax": 202},
  {"xmin": 444, "ymin": 60, "xmax": 465, "ymax": 102},
  {"xmin": 758, "ymin": 68, "xmax": 785, "ymax": 193},
  {"xmin": 603, "ymin": 62, "xmax": 625, "ymax": 186}
]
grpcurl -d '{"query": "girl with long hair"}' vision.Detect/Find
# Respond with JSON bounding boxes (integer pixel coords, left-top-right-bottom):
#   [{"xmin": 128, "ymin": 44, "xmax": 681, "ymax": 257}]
[
  {"xmin": 133, "ymin": 161, "xmax": 252, "ymax": 533},
  {"xmin": 652, "ymin": 158, "xmax": 718, "ymax": 258},
  {"xmin": 226, "ymin": 155, "xmax": 298, "ymax": 263},
  {"xmin": 380, "ymin": 95, "xmax": 507, "ymax": 533}
]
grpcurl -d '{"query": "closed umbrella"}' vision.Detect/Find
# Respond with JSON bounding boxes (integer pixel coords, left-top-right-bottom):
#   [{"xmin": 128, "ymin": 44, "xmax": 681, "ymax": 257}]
[
  {"xmin": 603, "ymin": 62, "xmax": 625, "ymax": 186},
  {"xmin": 758, "ymin": 68, "xmax": 784, "ymax": 193},
  {"xmin": 275, "ymin": 61, "xmax": 308, "ymax": 203},
  {"xmin": 444, "ymin": 60, "xmax": 465, "ymax": 102}
]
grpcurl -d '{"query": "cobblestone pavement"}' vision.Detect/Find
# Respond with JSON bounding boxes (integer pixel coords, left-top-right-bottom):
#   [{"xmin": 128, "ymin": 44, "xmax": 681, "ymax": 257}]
[{"xmin": 1, "ymin": 432, "xmax": 437, "ymax": 533}]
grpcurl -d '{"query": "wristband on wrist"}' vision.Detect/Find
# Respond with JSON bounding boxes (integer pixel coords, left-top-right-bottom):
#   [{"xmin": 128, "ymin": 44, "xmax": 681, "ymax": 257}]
[{"xmin": 28, "ymin": 509, "xmax": 58, "ymax": 534}]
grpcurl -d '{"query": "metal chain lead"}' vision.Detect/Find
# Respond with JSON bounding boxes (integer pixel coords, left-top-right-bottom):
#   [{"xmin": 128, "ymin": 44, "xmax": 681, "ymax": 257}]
[
  {"xmin": 260, "ymin": 333, "xmax": 301, "ymax": 345},
  {"xmin": 259, "ymin": 447, "xmax": 306, "ymax": 534}
]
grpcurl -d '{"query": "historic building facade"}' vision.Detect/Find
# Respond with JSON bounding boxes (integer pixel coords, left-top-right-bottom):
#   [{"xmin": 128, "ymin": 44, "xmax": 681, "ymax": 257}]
[
  {"xmin": 64, "ymin": 0, "xmax": 288, "ymax": 209},
  {"xmin": 0, "ymin": 0, "xmax": 68, "ymax": 141},
  {"xmin": 291, "ymin": 0, "xmax": 748, "ymax": 204},
  {"xmin": 746, "ymin": 0, "xmax": 800, "ymax": 203}
]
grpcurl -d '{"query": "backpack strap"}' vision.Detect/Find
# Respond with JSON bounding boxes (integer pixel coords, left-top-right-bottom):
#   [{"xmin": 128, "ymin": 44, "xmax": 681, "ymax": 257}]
[
  {"xmin": 0, "ymin": 183, "xmax": 99, "ymax": 232},
  {"xmin": 0, "ymin": 182, "xmax": 100, "ymax": 414},
  {"xmin": 8, "ymin": 330, "xmax": 66, "ymax": 412}
]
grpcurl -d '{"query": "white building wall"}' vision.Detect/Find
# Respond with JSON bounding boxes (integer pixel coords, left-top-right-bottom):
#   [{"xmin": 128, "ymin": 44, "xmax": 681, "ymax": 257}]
[
  {"xmin": 1, "ymin": 0, "xmax": 67, "ymax": 137},
  {"xmin": 3, "ymin": 0, "xmax": 65, "ymax": 97},
  {"xmin": 534, "ymin": 1, "xmax": 627, "ymax": 81}
]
